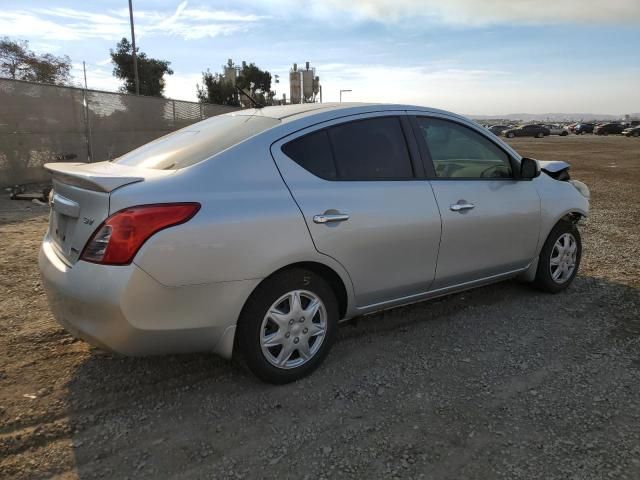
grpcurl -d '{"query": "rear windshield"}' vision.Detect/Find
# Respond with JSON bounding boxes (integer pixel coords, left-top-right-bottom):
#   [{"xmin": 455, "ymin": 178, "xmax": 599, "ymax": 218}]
[{"xmin": 113, "ymin": 114, "xmax": 279, "ymax": 170}]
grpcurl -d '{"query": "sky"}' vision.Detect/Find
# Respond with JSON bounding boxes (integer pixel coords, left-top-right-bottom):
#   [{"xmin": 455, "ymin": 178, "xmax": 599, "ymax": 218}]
[{"xmin": 1, "ymin": 0, "xmax": 639, "ymax": 115}]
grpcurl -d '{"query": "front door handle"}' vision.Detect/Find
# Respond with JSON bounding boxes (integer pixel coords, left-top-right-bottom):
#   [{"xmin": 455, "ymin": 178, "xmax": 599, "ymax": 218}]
[
  {"xmin": 450, "ymin": 203, "xmax": 475, "ymax": 212},
  {"xmin": 313, "ymin": 213, "xmax": 350, "ymax": 224}
]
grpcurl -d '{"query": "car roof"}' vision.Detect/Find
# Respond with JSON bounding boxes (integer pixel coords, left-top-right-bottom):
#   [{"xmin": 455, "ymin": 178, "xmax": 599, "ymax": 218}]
[{"xmin": 226, "ymin": 102, "xmax": 470, "ymax": 124}]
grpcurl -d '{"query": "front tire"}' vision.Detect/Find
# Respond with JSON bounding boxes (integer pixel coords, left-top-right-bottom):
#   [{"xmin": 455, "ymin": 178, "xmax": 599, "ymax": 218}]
[
  {"xmin": 533, "ymin": 221, "xmax": 582, "ymax": 293},
  {"xmin": 237, "ymin": 268, "xmax": 338, "ymax": 384}
]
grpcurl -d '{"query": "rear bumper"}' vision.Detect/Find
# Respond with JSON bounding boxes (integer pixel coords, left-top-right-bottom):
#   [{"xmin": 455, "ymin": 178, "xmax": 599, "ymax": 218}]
[{"xmin": 39, "ymin": 236, "xmax": 260, "ymax": 358}]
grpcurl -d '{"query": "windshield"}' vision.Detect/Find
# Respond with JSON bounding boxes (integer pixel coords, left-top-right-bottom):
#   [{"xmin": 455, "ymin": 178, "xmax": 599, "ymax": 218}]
[{"xmin": 114, "ymin": 114, "xmax": 279, "ymax": 170}]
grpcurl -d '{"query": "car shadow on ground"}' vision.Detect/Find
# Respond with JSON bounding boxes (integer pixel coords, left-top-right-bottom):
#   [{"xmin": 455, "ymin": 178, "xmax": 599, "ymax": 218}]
[{"xmin": 63, "ymin": 275, "xmax": 640, "ymax": 479}]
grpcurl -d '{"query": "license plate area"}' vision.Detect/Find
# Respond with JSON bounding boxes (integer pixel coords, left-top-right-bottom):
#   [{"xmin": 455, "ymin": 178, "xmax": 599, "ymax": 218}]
[
  {"xmin": 50, "ymin": 209, "xmax": 74, "ymax": 255},
  {"xmin": 47, "ymin": 183, "xmax": 110, "ymax": 264}
]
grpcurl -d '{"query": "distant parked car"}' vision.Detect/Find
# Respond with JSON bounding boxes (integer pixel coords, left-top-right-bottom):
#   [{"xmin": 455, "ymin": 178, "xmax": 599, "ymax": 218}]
[
  {"xmin": 622, "ymin": 125, "xmax": 640, "ymax": 137},
  {"xmin": 574, "ymin": 123, "xmax": 594, "ymax": 134},
  {"xmin": 488, "ymin": 125, "xmax": 510, "ymax": 136},
  {"xmin": 545, "ymin": 125, "xmax": 569, "ymax": 136},
  {"xmin": 594, "ymin": 123, "xmax": 625, "ymax": 135},
  {"xmin": 503, "ymin": 124, "xmax": 550, "ymax": 138}
]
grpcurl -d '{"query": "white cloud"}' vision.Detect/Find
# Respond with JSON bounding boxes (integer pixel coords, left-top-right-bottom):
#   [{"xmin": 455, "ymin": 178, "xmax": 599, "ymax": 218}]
[
  {"xmin": 0, "ymin": 12, "xmax": 96, "ymax": 41},
  {"xmin": 251, "ymin": 0, "xmax": 640, "ymax": 25},
  {"xmin": 70, "ymin": 62, "xmax": 202, "ymax": 103},
  {"xmin": 274, "ymin": 62, "xmax": 511, "ymax": 103},
  {"xmin": 0, "ymin": 1, "xmax": 263, "ymax": 42},
  {"xmin": 270, "ymin": 62, "xmax": 639, "ymax": 115},
  {"xmin": 70, "ymin": 63, "xmax": 120, "ymax": 91},
  {"xmin": 164, "ymin": 72, "xmax": 202, "ymax": 101}
]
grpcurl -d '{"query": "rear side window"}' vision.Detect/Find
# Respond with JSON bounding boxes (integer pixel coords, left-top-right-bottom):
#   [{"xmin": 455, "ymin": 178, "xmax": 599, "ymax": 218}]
[
  {"xmin": 281, "ymin": 130, "xmax": 337, "ymax": 179},
  {"xmin": 282, "ymin": 116, "xmax": 413, "ymax": 180}
]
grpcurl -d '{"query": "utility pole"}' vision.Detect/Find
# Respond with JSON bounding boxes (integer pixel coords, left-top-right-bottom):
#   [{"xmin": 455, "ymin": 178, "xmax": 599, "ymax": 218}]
[
  {"xmin": 82, "ymin": 61, "xmax": 93, "ymax": 162},
  {"xmin": 128, "ymin": 0, "xmax": 140, "ymax": 95},
  {"xmin": 82, "ymin": 61, "xmax": 88, "ymax": 90}
]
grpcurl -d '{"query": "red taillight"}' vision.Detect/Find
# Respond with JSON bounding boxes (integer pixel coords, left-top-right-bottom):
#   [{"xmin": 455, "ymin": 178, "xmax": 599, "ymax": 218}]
[{"xmin": 80, "ymin": 203, "xmax": 200, "ymax": 265}]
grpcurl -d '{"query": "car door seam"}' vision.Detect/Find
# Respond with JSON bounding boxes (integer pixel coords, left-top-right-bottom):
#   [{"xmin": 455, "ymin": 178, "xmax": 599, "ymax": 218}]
[{"xmin": 267, "ymin": 144, "xmax": 357, "ymax": 294}]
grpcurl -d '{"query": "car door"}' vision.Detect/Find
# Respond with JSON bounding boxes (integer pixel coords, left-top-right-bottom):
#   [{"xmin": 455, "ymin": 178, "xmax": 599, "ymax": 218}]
[
  {"xmin": 271, "ymin": 112, "xmax": 442, "ymax": 307},
  {"xmin": 410, "ymin": 115, "xmax": 541, "ymax": 289}
]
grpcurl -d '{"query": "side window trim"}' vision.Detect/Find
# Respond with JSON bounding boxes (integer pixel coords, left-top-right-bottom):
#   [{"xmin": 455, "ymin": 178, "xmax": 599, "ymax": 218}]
[
  {"xmin": 409, "ymin": 114, "xmax": 520, "ymax": 181},
  {"xmin": 408, "ymin": 115, "xmax": 437, "ymax": 178},
  {"xmin": 323, "ymin": 129, "xmax": 340, "ymax": 179},
  {"xmin": 399, "ymin": 115, "xmax": 426, "ymax": 179},
  {"xmin": 281, "ymin": 114, "xmax": 419, "ymax": 182}
]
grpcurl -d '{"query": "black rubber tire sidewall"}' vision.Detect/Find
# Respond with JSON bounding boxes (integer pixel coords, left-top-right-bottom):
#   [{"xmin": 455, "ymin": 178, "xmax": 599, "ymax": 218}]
[
  {"xmin": 534, "ymin": 221, "xmax": 582, "ymax": 293},
  {"xmin": 237, "ymin": 268, "xmax": 338, "ymax": 384}
]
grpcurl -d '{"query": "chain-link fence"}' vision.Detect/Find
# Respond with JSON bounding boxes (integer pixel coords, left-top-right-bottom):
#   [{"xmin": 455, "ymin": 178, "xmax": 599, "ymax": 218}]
[{"xmin": 0, "ymin": 78, "xmax": 239, "ymax": 187}]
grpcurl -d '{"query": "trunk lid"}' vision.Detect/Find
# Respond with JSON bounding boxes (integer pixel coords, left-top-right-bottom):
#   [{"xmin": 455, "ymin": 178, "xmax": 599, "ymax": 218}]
[{"xmin": 44, "ymin": 161, "xmax": 172, "ymax": 264}]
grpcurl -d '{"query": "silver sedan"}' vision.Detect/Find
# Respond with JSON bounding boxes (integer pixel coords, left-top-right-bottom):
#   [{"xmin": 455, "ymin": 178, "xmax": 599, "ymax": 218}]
[{"xmin": 39, "ymin": 103, "xmax": 590, "ymax": 383}]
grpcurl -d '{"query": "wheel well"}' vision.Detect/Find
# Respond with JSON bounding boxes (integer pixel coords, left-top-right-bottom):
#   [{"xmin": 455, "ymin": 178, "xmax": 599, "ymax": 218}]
[
  {"xmin": 264, "ymin": 262, "xmax": 349, "ymax": 319},
  {"xmin": 561, "ymin": 212, "xmax": 584, "ymax": 225}
]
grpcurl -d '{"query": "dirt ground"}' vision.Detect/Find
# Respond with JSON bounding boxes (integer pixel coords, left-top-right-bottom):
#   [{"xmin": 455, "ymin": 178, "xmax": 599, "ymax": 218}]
[{"xmin": 1, "ymin": 135, "xmax": 639, "ymax": 479}]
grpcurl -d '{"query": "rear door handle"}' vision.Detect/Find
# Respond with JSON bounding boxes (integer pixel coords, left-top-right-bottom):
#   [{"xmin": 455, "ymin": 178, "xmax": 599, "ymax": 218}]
[
  {"xmin": 313, "ymin": 213, "xmax": 350, "ymax": 224},
  {"xmin": 450, "ymin": 203, "xmax": 475, "ymax": 212}
]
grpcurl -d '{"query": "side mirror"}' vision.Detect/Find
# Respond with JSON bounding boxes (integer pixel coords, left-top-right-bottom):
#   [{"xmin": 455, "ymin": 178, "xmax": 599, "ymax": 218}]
[{"xmin": 520, "ymin": 157, "xmax": 540, "ymax": 180}]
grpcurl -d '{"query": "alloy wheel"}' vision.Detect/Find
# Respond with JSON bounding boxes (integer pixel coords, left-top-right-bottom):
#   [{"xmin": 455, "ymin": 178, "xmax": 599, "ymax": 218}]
[
  {"xmin": 550, "ymin": 233, "xmax": 577, "ymax": 284},
  {"xmin": 260, "ymin": 290, "xmax": 327, "ymax": 369}
]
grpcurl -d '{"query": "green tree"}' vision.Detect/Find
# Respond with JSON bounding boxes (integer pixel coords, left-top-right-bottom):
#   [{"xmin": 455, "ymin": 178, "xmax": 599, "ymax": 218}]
[
  {"xmin": 0, "ymin": 37, "xmax": 71, "ymax": 85},
  {"xmin": 196, "ymin": 69, "xmax": 239, "ymax": 106},
  {"xmin": 110, "ymin": 38, "xmax": 173, "ymax": 97},
  {"xmin": 197, "ymin": 60, "xmax": 273, "ymax": 106},
  {"xmin": 236, "ymin": 62, "xmax": 271, "ymax": 97}
]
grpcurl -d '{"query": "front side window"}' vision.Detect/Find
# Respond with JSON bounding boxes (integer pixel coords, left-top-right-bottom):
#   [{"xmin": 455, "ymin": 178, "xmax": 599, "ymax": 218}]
[
  {"xmin": 416, "ymin": 117, "xmax": 513, "ymax": 179},
  {"xmin": 282, "ymin": 116, "xmax": 414, "ymax": 180}
]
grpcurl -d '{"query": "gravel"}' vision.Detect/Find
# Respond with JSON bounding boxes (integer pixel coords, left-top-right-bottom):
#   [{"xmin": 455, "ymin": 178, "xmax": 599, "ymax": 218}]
[{"xmin": 1, "ymin": 135, "xmax": 639, "ymax": 479}]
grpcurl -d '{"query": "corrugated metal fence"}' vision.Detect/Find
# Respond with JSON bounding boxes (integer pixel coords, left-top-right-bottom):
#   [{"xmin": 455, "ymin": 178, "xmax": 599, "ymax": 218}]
[{"xmin": 0, "ymin": 78, "xmax": 239, "ymax": 187}]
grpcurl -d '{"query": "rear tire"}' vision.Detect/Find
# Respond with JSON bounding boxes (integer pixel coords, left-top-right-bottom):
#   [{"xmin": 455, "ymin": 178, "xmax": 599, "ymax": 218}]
[
  {"xmin": 237, "ymin": 268, "xmax": 338, "ymax": 384},
  {"xmin": 533, "ymin": 221, "xmax": 582, "ymax": 293},
  {"xmin": 536, "ymin": 132, "xmax": 544, "ymax": 138}
]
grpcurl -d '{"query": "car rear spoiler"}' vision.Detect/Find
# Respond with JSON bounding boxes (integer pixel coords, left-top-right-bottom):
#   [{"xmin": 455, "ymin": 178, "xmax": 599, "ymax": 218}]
[{"xmin": 44, "ymin": 162, "xmax": 171, "ymax": 193}]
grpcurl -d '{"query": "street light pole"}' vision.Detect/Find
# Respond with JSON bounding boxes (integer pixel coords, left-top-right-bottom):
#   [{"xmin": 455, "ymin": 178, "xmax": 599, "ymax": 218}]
[
  {"xmin": 128, "ymin": 0, "xmax": 140, "ymax": 95},
  {"xmin": 339, "ymin": 89, "xmax": 352, "ymax": 102}
]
